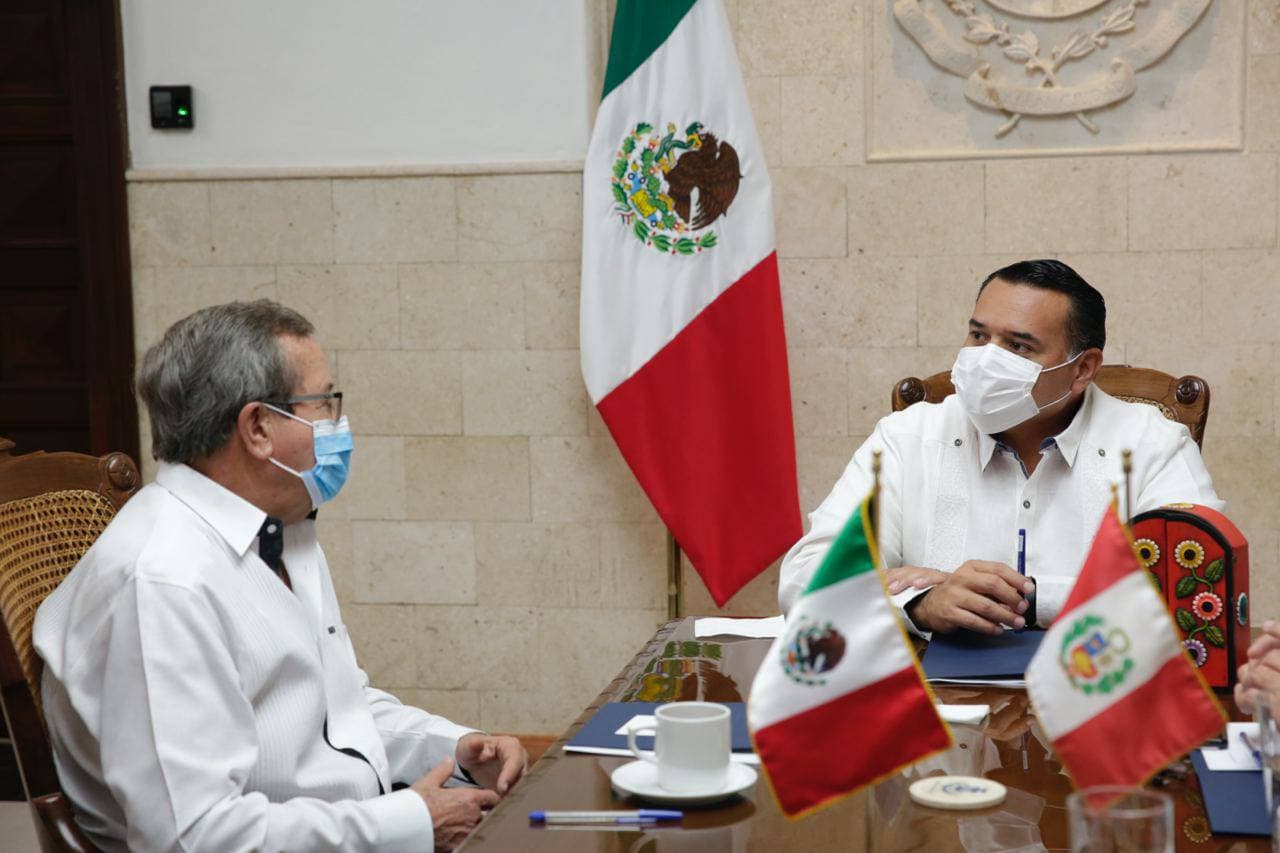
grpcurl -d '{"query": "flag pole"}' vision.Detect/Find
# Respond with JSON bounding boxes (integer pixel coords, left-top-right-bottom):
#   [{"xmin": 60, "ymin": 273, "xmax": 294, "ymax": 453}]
[
  {"xmin": 871, "ymin": 449, "xmax": 882, "ymax": 541},
  {"xmin": 1121, "ymin": 448, "xmax": 1133, "ymax": 527},
  {"xmin": 667, "ymin": 531, "xmax": 683, "ymax": 620}
]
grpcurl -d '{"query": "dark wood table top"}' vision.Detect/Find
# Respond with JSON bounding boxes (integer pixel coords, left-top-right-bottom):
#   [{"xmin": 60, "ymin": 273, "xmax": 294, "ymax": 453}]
[{"xmin": 459, "ymin": 618, "xmax": 1267, "ymax": 852}]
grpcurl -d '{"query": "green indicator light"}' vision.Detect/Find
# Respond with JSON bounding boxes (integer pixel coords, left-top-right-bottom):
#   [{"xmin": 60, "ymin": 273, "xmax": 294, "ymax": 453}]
[{"xmin": 177, "ymin": 107, "xmax": 189, "ymax": 116}]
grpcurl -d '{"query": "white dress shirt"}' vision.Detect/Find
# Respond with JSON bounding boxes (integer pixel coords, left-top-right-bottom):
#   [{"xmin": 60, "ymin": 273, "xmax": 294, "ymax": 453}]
[
  {"xmin": 779, "ymin": 384, "xmax": 1223, "ymax": 633},
  {"xmin": 34, "ymin": 462, "xmax": 476, "ymax": 853}
]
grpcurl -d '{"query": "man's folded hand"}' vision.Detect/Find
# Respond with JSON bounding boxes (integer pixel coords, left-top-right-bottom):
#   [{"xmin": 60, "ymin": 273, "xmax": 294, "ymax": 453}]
[{"xmin": 908, "ymin": 560, "xmax": 1033, "ymax": 635}]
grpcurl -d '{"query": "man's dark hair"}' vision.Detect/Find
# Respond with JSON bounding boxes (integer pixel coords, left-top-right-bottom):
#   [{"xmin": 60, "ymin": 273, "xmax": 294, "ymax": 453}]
[{"xmin": 979, "ymin": 259, "xmax": 1106, "ymax": 354}]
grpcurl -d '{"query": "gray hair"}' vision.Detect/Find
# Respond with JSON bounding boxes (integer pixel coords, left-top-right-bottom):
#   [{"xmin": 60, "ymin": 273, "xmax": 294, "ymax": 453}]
[{"xmin": 137, "ymin": 300, "xmax": 315, "ymax": 464}]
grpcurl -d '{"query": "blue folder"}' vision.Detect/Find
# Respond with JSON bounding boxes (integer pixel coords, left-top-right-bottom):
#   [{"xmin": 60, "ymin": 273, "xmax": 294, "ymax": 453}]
[
  {"xmin": 921, "ymin": 629, "xmax": 1045, "ymax": 680},
  {"xmin": 1189, "ymin": 750, "xmax": 1271, "ymax": 836},
  {"xmin": 566, "ymin": 702, "xmax": 753, "ymax": 754}
]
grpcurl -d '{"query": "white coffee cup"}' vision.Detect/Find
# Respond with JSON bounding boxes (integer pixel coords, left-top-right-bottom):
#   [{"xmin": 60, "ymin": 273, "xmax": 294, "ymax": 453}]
[{"xmin": 626, "ymin": 701, "xmax": 731, "ymax": 793}]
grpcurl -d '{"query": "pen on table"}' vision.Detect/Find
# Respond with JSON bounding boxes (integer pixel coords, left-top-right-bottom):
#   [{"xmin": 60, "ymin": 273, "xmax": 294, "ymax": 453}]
[
  {"xmin": 1239, "ymin": 731, "xmax": 1262, "ymax": 767},
  {"xmin": 1015, "ymin": 528, "xmax": 1027, "ymax": 632},
  {"xmin": 529, "ymin": 809, "xmax": 683, "ymax": 825}
]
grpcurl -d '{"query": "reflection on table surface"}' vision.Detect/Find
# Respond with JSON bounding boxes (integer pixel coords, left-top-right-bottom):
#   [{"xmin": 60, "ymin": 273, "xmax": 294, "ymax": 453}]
[{"xmin": 458, "ymin": 618, "xmax": 1266, "ymax": 852}]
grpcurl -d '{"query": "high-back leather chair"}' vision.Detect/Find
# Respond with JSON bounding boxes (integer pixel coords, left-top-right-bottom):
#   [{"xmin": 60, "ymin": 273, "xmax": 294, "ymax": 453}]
[
  {"xmin": 890, "ymin": 365, "xmax": 1210, "ymax": 448},
  {"xmin": 0, "ymin": 437, "xmax": 141, "ymax": 852}
]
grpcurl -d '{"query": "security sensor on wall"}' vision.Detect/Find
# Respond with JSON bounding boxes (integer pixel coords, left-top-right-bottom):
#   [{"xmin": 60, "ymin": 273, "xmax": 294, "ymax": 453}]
[{"xmin": 150, "ymin": 86, "xmax": 193, "ymax": 129}]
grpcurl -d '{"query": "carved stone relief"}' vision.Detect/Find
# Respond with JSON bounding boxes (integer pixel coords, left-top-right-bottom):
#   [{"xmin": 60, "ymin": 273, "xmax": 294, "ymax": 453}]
[{"xmin": 868, "ymin": 0, "xmax": 1244, "ymax": 159}]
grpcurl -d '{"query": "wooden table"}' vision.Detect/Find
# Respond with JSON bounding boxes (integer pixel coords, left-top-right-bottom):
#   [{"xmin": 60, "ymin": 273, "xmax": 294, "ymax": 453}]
[{"xmin": 458, "ymin": 618, "xmax": 1268, "ymax": 851}]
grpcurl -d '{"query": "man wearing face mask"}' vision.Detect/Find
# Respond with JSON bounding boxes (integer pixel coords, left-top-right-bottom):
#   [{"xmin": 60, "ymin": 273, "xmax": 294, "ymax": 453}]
[
  {"xmin": 778, "ymin": 259, "xmax": 1222, "ymax": 636},
  {"xmin": 33, "ymin": 300, "xmax": 525, "ymax": 852}
]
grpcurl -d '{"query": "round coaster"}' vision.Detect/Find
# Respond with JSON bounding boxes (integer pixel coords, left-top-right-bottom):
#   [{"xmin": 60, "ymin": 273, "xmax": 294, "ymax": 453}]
[{"xmin": 908, "ymin": 775, "xmax": 1007, "ymax": 811}]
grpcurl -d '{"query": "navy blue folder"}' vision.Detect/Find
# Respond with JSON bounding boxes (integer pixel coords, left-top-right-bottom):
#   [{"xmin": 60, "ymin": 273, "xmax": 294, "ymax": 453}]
[
  {"xmin": 1189, "ymin": 749, "xmax": 1271, "ymax": 836},
  {"xmin": 566, "ymin": 702, "xmax": 753, "ymax": 754},
  {"xmin": 921, "ymin": 629, "xmax": 1045, "ymax": 680}
]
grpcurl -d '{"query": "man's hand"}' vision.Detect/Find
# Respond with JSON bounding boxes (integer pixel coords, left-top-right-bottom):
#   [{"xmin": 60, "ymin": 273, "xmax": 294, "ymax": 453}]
[
  {"xmin": 411, "ymin": 758, "xmax": 500, "ymax": 852},
  {"xmin": 1235, "ymin": 620, "xmax": 1280, "ymax": 716},
  {"xmin": 885, "ymin": 566, "xmax": 950, "ymax": 596},
  {"xmin": 908, "ymin": 560, "xmax": 1033, "ymax": 635},
  {"xmin": 456, "ymin": 733, "xmax": 528, "ymax": 796}
]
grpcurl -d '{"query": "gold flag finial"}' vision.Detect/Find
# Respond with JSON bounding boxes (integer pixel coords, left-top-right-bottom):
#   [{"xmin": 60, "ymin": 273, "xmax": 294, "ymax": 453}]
[{"xmin": 1121, "ymin": 448, "xmax": 1133, "ymax": 526}]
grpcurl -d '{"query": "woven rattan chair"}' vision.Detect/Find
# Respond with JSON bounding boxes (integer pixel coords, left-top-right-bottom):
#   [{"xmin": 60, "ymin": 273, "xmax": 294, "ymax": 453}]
[
  {"xmin": 0, "ymin": 437, "xmax": 140, "ymax": 852},
  {"xmin": 890, "ymin": 364, "xmax": 1210, "ymax": 448}
]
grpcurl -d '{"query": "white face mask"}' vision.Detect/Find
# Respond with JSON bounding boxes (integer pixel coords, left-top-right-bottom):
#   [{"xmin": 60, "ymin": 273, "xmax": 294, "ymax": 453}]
[{"xmin": 950, "ymin": 344, "xmax": 1082, "ymax": 434}]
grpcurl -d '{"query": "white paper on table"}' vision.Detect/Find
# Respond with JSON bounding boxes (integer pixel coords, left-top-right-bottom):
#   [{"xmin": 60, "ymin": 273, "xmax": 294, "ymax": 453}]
[
  {"xmin": 1198, "ymin": 722, "xmax": 1261, "ymax": 772},
  {"xmin": 693, "ymin": 615, "xmax": 784, "ymax": 639},
  {"xmin": 937, "ymin": 704, "xmax": 990, "ymax": 726}
]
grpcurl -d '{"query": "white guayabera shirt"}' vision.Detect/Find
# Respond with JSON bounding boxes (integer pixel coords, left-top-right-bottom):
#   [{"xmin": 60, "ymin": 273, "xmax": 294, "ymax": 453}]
[
  {"xmin": 779, "ymin": 384, "xmax": 1224, "ymax": 635},
  {"xmin": 34, "ymin": 463, "xmax": 476, "ymax": 853}
]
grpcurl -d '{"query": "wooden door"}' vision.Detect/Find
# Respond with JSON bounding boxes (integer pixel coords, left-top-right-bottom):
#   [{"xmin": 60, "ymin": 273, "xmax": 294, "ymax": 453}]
[{"xmin": 0, "ymin": 0, "xmax": 137, "ymax": 460}]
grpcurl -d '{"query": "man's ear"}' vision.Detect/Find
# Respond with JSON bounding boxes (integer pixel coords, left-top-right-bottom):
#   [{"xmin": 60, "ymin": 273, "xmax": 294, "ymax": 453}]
[
  {"xmin": 238, "ymin": 402, "xmax": 274, "ymax": 461},
  {"xmin": 1073, "ymin": 348, "xmax": 1104, "ymax": 392}
]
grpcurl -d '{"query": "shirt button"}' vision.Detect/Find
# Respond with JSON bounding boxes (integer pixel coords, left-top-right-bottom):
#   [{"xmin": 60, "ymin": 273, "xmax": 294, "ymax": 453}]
[
  {"xmin": 1022, "ymin": 500, "xmax": 1031, "ymax": 509},
  {"xmin": 1098, "ymin": 448, "xmax": 1106, "ymax": 457},
  {"xmin": 954, "ymin": 438, "xmax": 963, "ymax": 447}
]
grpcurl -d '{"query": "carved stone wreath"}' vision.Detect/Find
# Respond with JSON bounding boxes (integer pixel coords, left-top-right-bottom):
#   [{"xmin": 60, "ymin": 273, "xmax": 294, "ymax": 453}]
[{"xmin": 893, "ymin": 0, "xmax": 1212, "ymax": 137}]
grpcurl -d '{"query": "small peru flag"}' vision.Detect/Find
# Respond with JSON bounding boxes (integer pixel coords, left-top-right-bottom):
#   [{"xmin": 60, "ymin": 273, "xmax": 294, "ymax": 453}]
[
  {"xmin": 1026, "ymin": 505, "xmax": 1226, "ymax": 802},
  {"xmin": 748, "ymin": 492, "xmax": 952, "ymax": 818}
]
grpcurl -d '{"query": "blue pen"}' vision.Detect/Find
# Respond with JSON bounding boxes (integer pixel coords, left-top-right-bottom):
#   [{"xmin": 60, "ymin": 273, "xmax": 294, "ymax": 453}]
[
  {"xmin": 1017, "ymin": 529, "xmax": 1026, "ymax": 577},
  {"xmin": 1239, "ymin": 731, "xmax": 1262, "ymax": 767},
  {"xmin": 1015, "ymin": 529, "xmax": 1027, "ymax": 632},
  {"xmin": 529, "ymin": 809, "xmax": 683, "ymax": 824}
]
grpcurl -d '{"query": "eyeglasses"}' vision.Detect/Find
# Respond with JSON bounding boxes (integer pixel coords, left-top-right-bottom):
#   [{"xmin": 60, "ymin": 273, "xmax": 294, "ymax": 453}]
[{"xmin": 264, "ymin": 391, "xmax": 343, "ymax": 422}]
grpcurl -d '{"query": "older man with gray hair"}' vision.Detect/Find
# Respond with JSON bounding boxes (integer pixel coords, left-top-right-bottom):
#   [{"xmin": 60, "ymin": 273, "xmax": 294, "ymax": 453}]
[{"xmin": 33, "ymin": 300, "xmax": 525, "ymax": 852}]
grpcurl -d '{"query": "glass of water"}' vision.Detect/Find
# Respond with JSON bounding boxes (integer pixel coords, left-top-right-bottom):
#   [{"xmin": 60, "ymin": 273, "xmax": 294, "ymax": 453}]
[{"xmin": 1066, "ymin": 786, "xmax": 1173, "ymax": 853}]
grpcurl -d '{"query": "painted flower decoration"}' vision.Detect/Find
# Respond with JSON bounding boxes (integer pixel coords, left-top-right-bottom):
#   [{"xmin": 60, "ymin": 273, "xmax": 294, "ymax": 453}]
[
  {"xmin": 1134, "ymin": 538, "xmax": 1160, "ymax": 569},
  {"xmin": 1182, "ymin": 815, "xmax": 1210, "ymax": 843},
  {"xmin": 1192, "ymin": 591, "xmax": 1223, "ymax": 622},
  {"xmin": 1174, "ymin": 539, "xmax": 1205, "ymax": 570},
  {"xmin": 1184, "ymin": 638, "xmax": 1207, "ymax": 667}
]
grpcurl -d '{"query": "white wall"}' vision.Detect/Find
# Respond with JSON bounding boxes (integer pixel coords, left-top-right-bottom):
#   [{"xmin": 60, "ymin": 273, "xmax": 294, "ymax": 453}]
[{"xmin": 121, "ymin": 0, "xmax": 597, "ymax": 170}]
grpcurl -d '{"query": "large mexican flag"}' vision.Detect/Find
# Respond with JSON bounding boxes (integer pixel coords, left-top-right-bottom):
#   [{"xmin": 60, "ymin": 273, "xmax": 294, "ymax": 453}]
[
  {"xmin": 1026, "ymin": 506, "xmax": 1225, "ymax": 802},
  {"xmin": 748, "ymin": 492, "xmax": 953, "ymax": 818},
  {"xmin": 580, "ymin": 0, "xmax": 801, "ymax": 606}
]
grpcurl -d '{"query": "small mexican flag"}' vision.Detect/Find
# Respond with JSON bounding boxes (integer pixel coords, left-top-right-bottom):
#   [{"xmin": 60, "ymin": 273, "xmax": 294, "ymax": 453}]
[
  {"xmin": 1026, "ymin": 505, "xmax": 1226, "ymax": 802},
  {"xmin": 748, "ymin": 491, "xmax": 952, "ymax": 818}
]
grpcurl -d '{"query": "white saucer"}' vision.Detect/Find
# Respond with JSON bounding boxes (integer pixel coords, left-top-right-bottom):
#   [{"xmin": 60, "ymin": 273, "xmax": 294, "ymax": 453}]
[{"xmin": 610, "ymin": 760, "xmax": 757, "ymax": 806}]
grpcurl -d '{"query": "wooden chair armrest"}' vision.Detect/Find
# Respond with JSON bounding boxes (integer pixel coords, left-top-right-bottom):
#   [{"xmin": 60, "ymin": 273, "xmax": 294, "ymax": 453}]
[{"xmin": 30, "ymin": 793, "xmax": 99, "ymax": 853}]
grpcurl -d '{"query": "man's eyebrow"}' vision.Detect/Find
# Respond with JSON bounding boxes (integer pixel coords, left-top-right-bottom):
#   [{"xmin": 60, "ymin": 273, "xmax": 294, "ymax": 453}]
[
  {"xmin": 1009, "ymin": 330, "xmax": 1042, "ymax": 346},
  {"xmin": 968, "ymin": 319, "xmax": 986, "ymax": 329}
]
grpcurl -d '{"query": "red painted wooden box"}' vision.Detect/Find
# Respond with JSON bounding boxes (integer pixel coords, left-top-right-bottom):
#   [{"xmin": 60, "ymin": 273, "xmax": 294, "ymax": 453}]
[{"xmin": 1131, "ymin": 504, "xmax": 1249, "ymax": 689}]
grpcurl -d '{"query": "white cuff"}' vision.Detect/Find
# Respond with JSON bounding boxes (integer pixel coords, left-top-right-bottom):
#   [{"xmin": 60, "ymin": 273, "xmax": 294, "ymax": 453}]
[
  {"xmin": 891, "ymin": 586, "xmax": 934, "ymax": 640},
  {"xmin": 368, "ymin": 788, "xmax": 433, "ymax": 853}
]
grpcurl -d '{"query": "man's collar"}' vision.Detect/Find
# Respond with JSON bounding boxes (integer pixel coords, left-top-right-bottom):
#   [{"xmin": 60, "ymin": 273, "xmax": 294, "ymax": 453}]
[
  {"xmin": 155, "ymin": 462, "xmax": 267, "ymax": 558},
  {"xmin": 976, "ymin": 384, "xmax": 1096, "ymax": 470}
]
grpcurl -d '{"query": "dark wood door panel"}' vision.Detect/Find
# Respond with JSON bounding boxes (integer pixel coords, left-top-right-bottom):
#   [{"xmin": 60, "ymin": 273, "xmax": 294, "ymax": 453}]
[
  {"xmin": 0, "ymin": 386, "xmax": 88, "ymax": 425},
  {"xmin": 0, "ymin": 291, "xmax": 81, "ymax": 382},
  {"xmin": 0, "ymin": 0, "xmax": 135, "ymax": 462},
  {"xmin": 0, "ymin": 245, "xmax": 79, "ymax": 287},
  {"xmin": 0, "ymin": 144, "xmax": 77, "ymax": 242},
  {"xmin": 0, "ymin": 101, "xmax": 73, "ymax": 140},
  {"xmin": 0, "ymin": 1, "xmax": 66, "ymax": 98}
]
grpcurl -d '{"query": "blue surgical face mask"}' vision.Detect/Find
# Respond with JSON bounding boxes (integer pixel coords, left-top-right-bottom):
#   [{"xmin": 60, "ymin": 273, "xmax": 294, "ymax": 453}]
[{"xmin": 264, "ymin": 405, "xmax": 353, "ymax": 510}]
